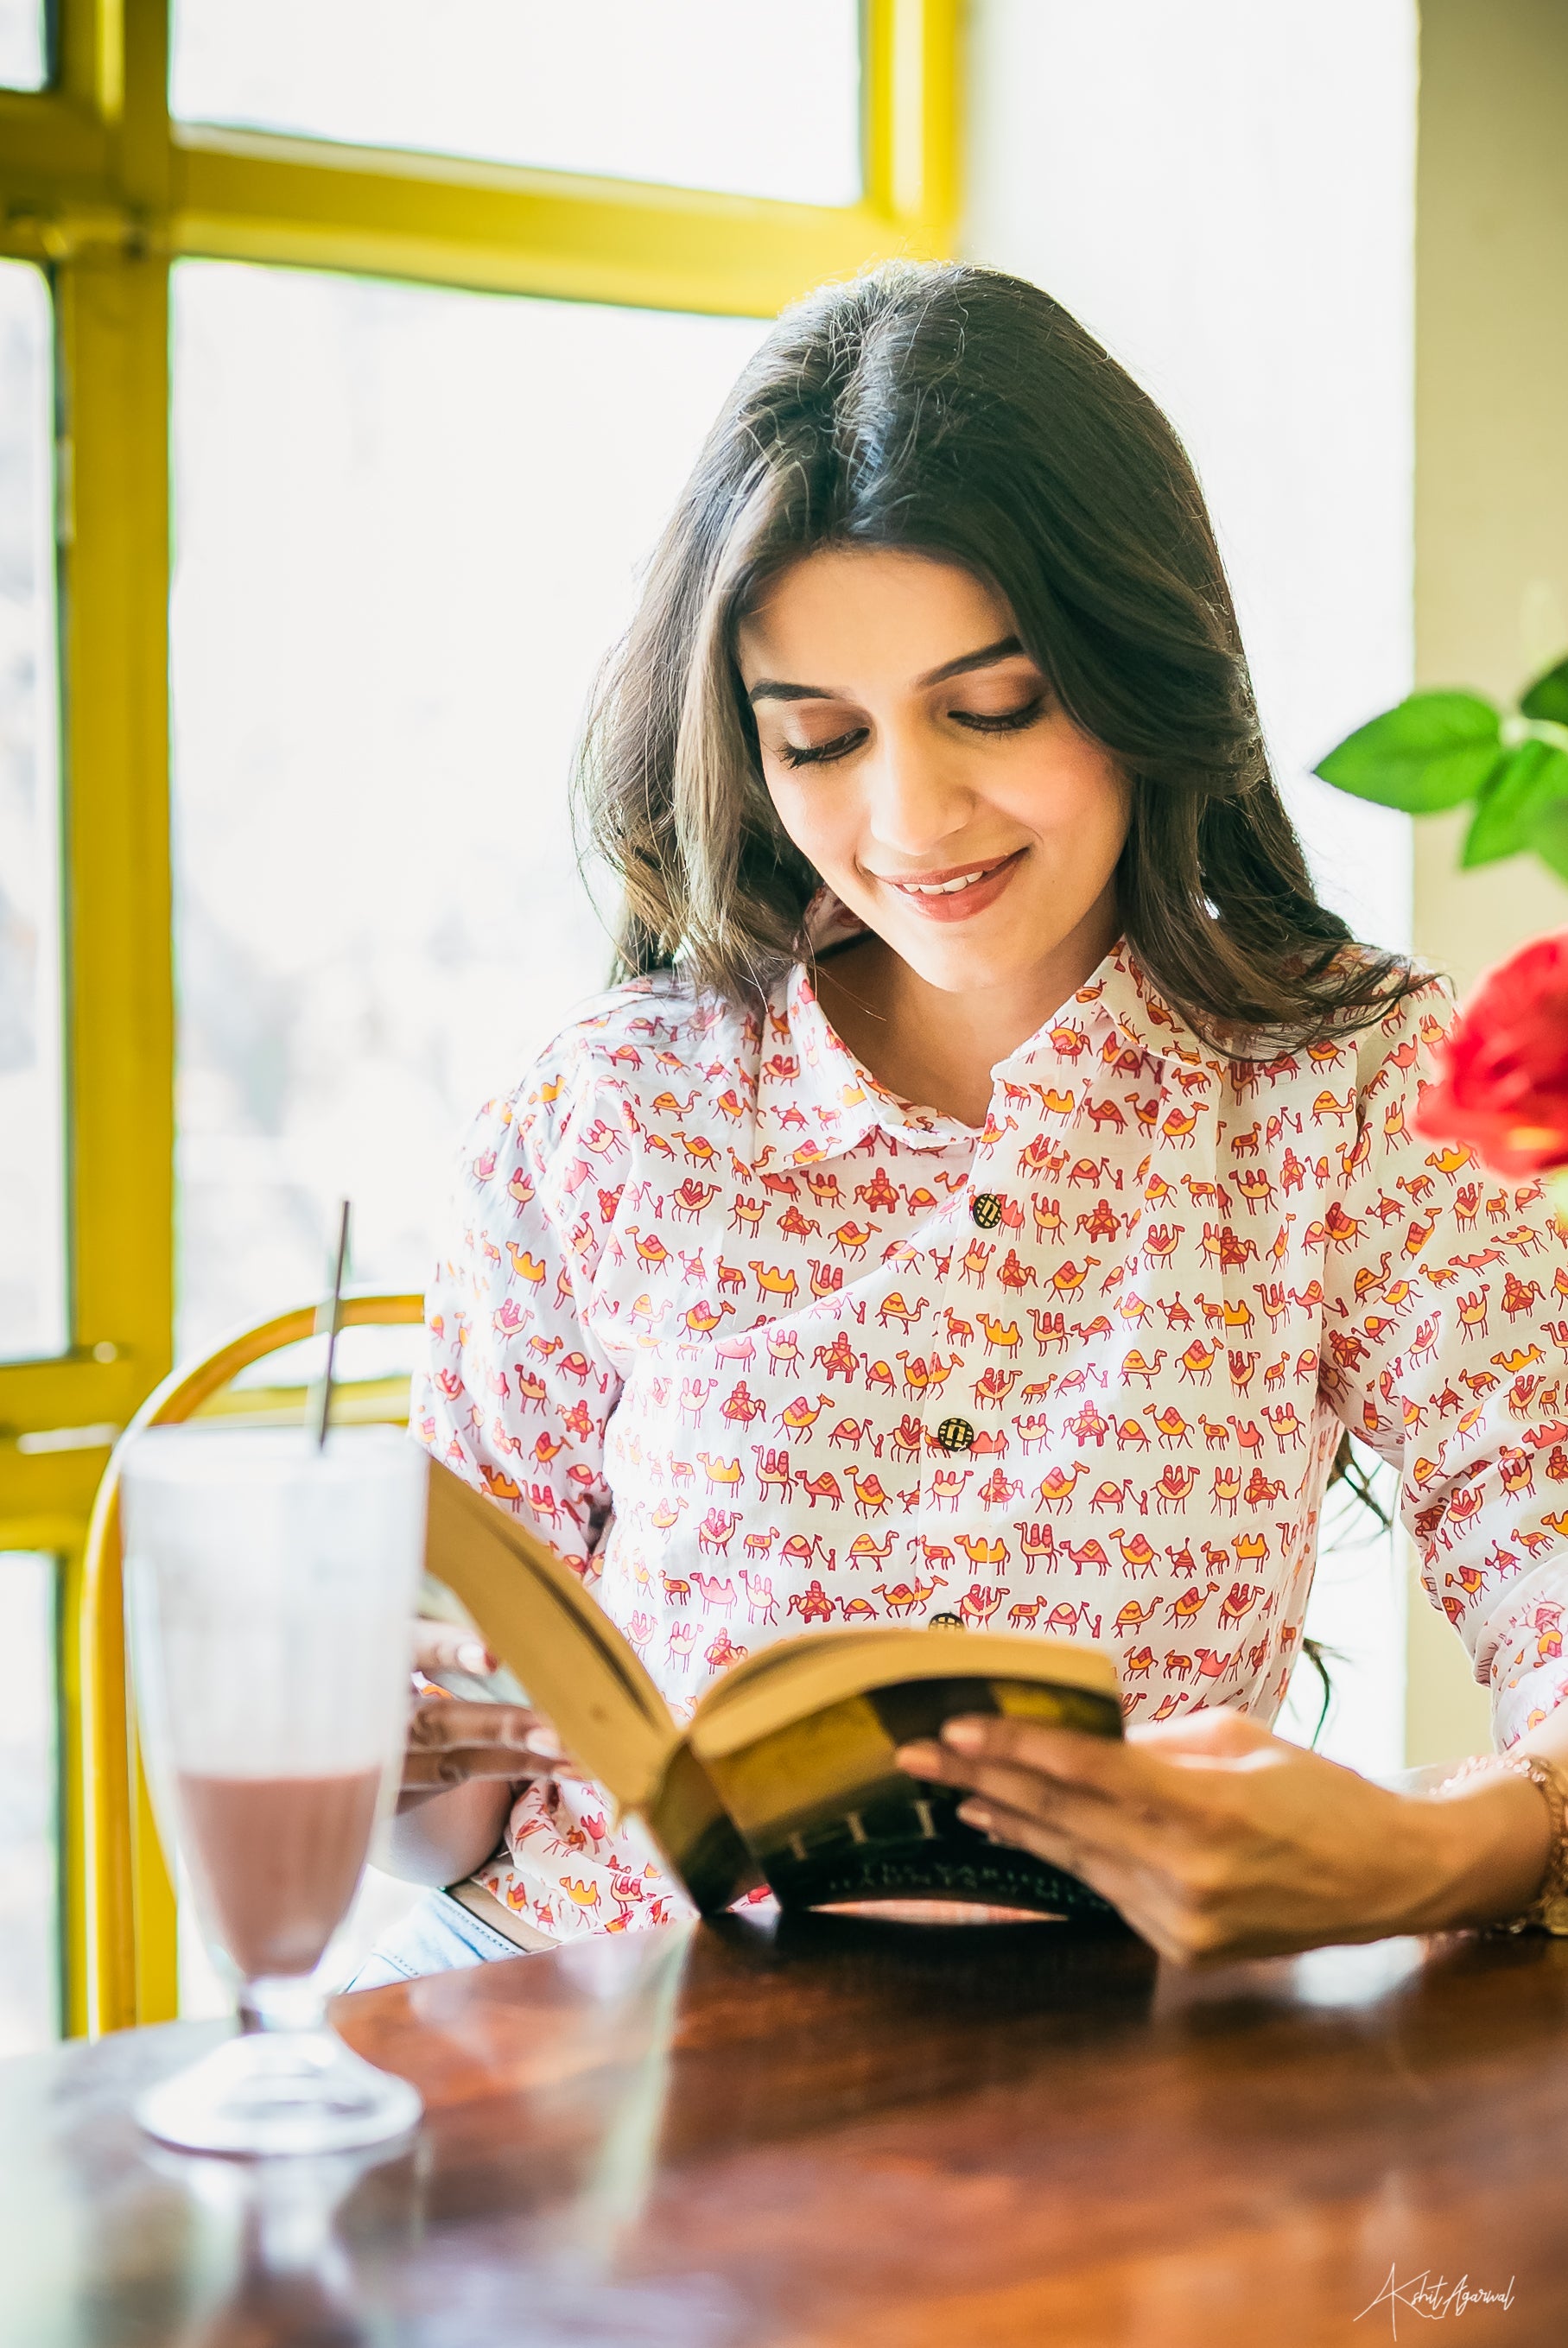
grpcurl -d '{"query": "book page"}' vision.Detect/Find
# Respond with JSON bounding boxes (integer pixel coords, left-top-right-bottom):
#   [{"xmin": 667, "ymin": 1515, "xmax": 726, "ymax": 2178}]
[
  {"xmin": 701, "ymin": 1674, "xmax": 1125, "ymax": 1923},
  {"xmin": 689, "ymin": 1627, "xmax": 1120, "ymax": 1761},
  {"xmin": 422, "ymin": 1457, "xmax": 678, "ymax": 1810}
]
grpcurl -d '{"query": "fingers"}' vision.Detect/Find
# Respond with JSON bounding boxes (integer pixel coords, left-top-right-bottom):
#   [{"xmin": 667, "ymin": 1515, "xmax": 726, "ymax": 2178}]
[
  {"xmin": 407, "ymin": 1697, "xmax": 537, "ymax": 1753},
  {"xmin": 895, "ymin": 1712, "xmax": 1270, "ymax": 1960},
  {"xmin": 900, "ymin": 1706, "xmax": 1273, "ymax": 1817},
  {"xmin": 412, "ymin": 1620, "xmax": 498, "ymax": 1679},
  {"xmin": 956, "ymin": 1788, "xmax": 1095, "ymax": 1886},
  {"xmin": 922, "ymin": 1748, "xmax": 1175, "ymax": 1875},
  {"xmin": 403, "ymin": 1695, "xmax": 572, "ymax": 1789},
  {"xmin": 400, "ymin": 1749, "xmax": 554, "ymax": 1791},
  {"xmin": 898, "ymin": 1714, "xmax": 1193, "ymax": 1817},
  {"xmin": 903, "ymin": 1708, "xmax": 1376, "ymax": 1971},
  {"xmin": 951, "ymin": 1790, "xmax": 1153, "ymax": 1938},
  {"xmin": 895, "ymin": 1721, "xmax": 1173, "ymax": 1880},
  {"xmin": 956, "ymin": 1787, "xmax": 1250, "ymax": 1969},
  {"xmin": 1127, "ymin": 1706, "xmax": 1272, "ymax": 1761}
]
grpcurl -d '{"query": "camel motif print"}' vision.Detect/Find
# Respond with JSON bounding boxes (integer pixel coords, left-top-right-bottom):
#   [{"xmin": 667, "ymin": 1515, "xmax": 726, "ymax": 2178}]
[{"xmin": 418, "ymin": 925, "xmax": 1568, "ymax": 1943}]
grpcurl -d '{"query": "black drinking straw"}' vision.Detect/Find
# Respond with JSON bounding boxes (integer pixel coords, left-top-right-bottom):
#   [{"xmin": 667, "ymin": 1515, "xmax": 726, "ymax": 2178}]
[{"xmin": 309, "ymin": 1199, "xmax": 352, "ymax": 1450}]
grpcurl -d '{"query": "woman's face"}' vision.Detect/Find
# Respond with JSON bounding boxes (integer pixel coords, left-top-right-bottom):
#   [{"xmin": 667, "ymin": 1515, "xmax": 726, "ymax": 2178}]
[{"xmin": 737, "ymin": 548, "xmax": 1131, "ymax": 998}]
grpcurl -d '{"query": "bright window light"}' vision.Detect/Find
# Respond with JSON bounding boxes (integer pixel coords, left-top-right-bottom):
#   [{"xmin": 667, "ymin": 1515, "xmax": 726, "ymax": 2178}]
[
  {"xmin": 0, "ymin": 0, "xmax": 46, "ymax": 90},
  {"xmin": 172, "ymin": 0, "xmax": 863, "ymax": 208},
  {"xmin": 171, "ymin": 260, "xmax": 764, "ymax": 1355},
  {"xmin": 0, "ymin": 261, "xmax": 64, "ymax": 1364},
  {"xmin": 0, "ymin": 1552, "xmax": 60, "ymax": 2053}
]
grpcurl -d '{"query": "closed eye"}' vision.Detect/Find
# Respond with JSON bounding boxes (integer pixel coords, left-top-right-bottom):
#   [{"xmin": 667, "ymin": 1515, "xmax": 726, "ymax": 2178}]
[
  {"xmin": 773, "ymin": 690, "xmax": 1046, "ymax": 766},
  {"xmin": 778, "ymin": 727, "xmax": 869, "ymax": 769},
  {"xmin": 950, "ymin": 695, "xmax": 1047, "ymax": 734}
]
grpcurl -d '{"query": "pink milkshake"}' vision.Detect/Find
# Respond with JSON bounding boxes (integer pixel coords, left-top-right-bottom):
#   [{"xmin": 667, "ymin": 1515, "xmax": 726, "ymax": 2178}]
[{"xmin": 175, "ymin": 1768, "xmax": 384, "ymax": 1978}]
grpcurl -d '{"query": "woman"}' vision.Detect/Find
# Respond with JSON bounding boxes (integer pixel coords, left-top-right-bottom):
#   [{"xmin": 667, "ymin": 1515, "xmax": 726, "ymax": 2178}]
[{"xmin": 365, "ymin": 262, "xmax": 1568, "ymax": 1986}]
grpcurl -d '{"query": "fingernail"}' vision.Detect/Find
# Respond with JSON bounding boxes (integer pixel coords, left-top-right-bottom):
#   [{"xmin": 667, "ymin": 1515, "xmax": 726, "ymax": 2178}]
[
  {"xmin": 896, "ymin": 1742, "xmax": 941, "ymax": 1773},
  {"xmin": 456, "ymin": 1640, "xmax": 491, "ymax": 1673},
  {"xmin": 958, "ymin": 1800, "xmax": 992, "ymax": 1831},
  {"xmin": 524, "ymin": 1729, "xmax": 563, "ymax": 1758},
  {"xmin": 943, "ymin": 1718, "xmax": 985, "ymax": 1752}
]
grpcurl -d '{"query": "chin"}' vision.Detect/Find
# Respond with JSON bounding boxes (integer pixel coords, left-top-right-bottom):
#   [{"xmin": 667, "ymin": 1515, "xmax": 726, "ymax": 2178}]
[{"xmin": 888, "ymin": 927, "xmax": 1053, "ymax": 996}]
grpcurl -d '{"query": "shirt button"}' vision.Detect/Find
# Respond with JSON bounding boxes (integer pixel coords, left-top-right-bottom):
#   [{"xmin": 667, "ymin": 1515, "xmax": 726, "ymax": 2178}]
[
  {"xmin": 970, "ymin": 1192, "xmax": 1004, "ymax": 1229},
  {"xmin": 934, "ymin": 1417, "xmax": 975, "ymax": 1452}
]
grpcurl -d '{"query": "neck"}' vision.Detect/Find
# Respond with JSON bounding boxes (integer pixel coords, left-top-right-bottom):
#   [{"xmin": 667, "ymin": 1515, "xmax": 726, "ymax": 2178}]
[{"xmin": 814, "ymin": 897, "xmax": 1120, "ymax": 1128}]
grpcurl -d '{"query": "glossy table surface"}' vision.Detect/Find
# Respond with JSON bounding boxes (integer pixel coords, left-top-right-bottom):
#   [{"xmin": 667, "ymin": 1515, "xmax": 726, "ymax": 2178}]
[{"xmin": 4, "ymin": 1910, "xmax": 1566, "ymax": 2346}]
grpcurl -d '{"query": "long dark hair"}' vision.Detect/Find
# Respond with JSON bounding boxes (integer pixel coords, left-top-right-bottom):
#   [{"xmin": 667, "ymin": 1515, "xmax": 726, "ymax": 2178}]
[{"xmin": 578, "ymin": 260, "xmax": 1416, "ymax": 1049}]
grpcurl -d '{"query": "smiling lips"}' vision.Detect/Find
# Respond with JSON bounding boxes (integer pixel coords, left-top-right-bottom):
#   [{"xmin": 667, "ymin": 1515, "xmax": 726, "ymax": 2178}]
[{"xmin": 876, "ymin": 847, "xmax": 1026, "ymax": 923}]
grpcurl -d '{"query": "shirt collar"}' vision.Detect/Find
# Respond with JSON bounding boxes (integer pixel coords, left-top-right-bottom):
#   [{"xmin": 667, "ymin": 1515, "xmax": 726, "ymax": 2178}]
[
  {"xmin": 754, "ymin": 961, "xmax": 973, "ymax": 1163},
  {"xmin": 751, "ymin": 895, "xmax": 1207, "ymax": 1169},
  {"xmin": 998, "ymin": 939, "xmax": 1212, "ymax": 1082}
]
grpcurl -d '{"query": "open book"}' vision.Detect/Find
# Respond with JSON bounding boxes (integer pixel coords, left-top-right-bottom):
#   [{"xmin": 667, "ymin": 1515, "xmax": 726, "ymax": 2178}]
[{"xmin": 424, "ymin": 1456, "xmax": 1126, "ymax": 1923}]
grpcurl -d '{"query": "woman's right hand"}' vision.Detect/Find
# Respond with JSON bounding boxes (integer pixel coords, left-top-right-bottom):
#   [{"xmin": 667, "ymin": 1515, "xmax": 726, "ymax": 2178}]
[{"xmin": 397, "ymin": 1621, "xmax": 575, "ymax": 1810}]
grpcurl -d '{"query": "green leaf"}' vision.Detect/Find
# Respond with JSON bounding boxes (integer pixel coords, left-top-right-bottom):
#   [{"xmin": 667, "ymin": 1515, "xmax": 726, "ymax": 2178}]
[
  {"xmin": 1520, "ymin": 653, "xmax": 1568, "ymax": 727},
  {"xmin": 1527, "ymin": 796, "xmax": 1568, "ymax": 885},
  {"xmin": 1313, "ymin": 691, "xmax": 1503, "ymax": 812},
  {"xmin": 1460, "ymin": 739, "xmax": 1568, "ymax": 866}
]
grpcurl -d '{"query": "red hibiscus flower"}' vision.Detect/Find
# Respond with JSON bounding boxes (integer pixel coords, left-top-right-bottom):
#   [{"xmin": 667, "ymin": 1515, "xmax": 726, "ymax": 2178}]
[{"xmin": 1415, "ymin": 930, "xmax": 1568, "ymax": 1175}]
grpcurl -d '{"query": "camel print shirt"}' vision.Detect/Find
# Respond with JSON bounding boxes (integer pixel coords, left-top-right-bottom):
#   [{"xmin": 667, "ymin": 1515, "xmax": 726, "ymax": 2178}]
[{"xmin": 416, "ymin": 926, "xmax": 1568, "ymax": 1942}]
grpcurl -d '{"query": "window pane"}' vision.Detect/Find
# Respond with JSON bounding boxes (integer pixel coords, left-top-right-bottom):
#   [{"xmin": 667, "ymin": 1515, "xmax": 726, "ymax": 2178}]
[
  {"xmin": 0, "ymin": 261, "xmax": 64, "ymax": 1363},
  {"xmin": 171, "ymin": 0, "xmax": 861, "ymax": 207},
  {"xmin": 0, "ymin": 1553, "xmax": 60, "ymax": 2054},
  {"xmin": 0, "ymin": 0, "xmax": 46, "ymax": 89},
  {"xmin": 171, "ymin": 262, "xmax": 764, "ymax": 1357}
]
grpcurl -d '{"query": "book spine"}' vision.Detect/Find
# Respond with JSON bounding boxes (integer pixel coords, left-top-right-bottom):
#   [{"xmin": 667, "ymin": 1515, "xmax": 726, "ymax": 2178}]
[{"xmin": 644, "ymin": 1742, "xmax": 765, "ymax": 1915}]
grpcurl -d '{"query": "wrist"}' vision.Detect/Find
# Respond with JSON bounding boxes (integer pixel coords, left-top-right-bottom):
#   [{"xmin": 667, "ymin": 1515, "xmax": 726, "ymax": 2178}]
[{"xmin": 1401, "ymin": 1774, "xmax": 1552, "ymax": 1934}]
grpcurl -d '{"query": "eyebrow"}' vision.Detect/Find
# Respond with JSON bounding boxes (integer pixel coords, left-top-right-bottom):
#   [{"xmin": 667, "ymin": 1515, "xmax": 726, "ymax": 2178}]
[{"xmin": 746, "ymin": 634, "xmax": 1028, "ymax": 704}]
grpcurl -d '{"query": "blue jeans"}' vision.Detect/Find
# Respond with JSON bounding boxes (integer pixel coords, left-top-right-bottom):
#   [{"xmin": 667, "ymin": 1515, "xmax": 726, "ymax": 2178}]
[{"xmin": 345, "ymin": 1888, "xmax": 533, "ymax": 1990}]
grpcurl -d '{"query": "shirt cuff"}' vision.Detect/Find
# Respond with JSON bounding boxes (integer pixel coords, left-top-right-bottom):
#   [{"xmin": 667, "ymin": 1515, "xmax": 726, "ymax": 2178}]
[{"xmin": 1457, "ymin": 1557, "xmax": 1568, "ymax": 1748}]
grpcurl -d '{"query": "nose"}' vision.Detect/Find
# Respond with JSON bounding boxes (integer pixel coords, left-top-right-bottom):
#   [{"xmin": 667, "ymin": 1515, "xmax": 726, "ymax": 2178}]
[{"xmin": 862, "ymin": 719, "xmax": 974, "ymax": 862}]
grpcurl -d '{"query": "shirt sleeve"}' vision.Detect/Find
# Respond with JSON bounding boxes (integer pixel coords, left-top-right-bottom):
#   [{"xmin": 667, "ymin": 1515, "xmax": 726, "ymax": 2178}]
[
  {"xmin": 412, "ymin": 1026, "xmax": 624, "ymax": 1582},
  {"xmin": 1317, "ymin": 976, "xmax": 1568, "ymax": 1748}
]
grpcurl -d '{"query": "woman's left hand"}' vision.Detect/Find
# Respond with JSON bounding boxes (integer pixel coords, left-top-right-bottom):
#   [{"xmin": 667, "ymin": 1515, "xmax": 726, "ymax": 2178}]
[{"xmin": 896, "ymin": 1706, "xmax": 1546, "ymax": 1965}]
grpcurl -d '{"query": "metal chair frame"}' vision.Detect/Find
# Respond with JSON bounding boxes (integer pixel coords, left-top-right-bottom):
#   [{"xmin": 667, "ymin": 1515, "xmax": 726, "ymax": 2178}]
[{"xmin": 79, "ymin": 1293, "xmax": 422, "ymax": 2034}]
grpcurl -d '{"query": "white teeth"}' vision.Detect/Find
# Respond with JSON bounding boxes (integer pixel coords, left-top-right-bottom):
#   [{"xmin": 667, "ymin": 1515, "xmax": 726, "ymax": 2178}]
[{"xmin": 900, "ymin": 866, "xmax": 998, "ymax": 896}]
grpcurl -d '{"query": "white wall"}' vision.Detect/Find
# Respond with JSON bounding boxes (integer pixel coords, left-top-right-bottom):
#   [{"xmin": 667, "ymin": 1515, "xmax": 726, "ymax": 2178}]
[
  {"xmin": 963, "ymin": 0, "xmax": 1417, "ymax": 956},
  {"xmin": 1402, "ymin": 0, "xmax": 1568, "ymax": 1766},
  {"xmin": 963, "ymin": 0, "xmax": 1419, "ymax": 1774}
]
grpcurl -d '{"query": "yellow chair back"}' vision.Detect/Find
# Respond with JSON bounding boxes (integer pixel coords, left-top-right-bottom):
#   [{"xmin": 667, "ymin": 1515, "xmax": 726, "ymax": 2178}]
[{"xmin": 79, "ymin": 1294, "xmax": 423, "ymax": 2034}]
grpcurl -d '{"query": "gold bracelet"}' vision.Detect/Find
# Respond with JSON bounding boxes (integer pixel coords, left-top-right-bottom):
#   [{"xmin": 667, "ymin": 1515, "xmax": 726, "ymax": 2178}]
[{"xmin": 1435, "ymin": 1752, "xmax": 1568, "ymax": 1937}]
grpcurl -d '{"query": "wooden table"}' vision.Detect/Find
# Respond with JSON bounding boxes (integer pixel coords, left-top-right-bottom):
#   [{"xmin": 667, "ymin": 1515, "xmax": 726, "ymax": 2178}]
[{"xmin": 4, "ymin": 1910, "xmax": 1566, "ymax": 2345}]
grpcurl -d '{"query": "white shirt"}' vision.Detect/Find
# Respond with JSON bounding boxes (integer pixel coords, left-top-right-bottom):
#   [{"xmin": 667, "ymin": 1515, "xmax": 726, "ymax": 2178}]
[{"xmin": 416, "ymin": 932, "xmax": 1568, "ymax": 1940}]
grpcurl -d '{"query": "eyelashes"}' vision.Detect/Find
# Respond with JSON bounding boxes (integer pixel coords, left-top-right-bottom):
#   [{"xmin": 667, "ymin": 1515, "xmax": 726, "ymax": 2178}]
[
  {"xmin": 777, "ymin": 695, "xmax": 1048, "ymax": 771},
  {"xmin": 955, "ymin": 695, "xmax": 1049, "ymax": 736},
  {"xmin": 780, "ymin": 728, "xmax": 867, "ymax": 769}
]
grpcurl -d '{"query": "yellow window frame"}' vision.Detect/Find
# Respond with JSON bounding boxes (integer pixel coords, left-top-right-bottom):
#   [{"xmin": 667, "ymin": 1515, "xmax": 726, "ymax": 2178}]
[{"xmin": 0, "ymin": 0, "xmax": 960, "ymax": 2034}]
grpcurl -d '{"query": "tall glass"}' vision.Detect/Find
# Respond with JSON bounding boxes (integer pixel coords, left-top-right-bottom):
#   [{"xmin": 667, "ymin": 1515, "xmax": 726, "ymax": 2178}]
[{"xmin": 122, "ymin": 1424, "xmax": 427, "ymax": 2155}]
